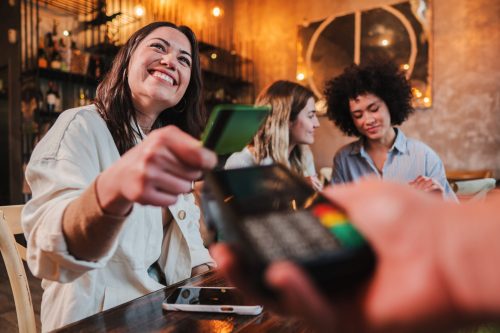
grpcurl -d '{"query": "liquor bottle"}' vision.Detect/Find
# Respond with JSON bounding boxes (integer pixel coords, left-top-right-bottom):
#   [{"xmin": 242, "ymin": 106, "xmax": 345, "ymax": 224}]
[
  {"xmin": 94, "ymin": 57, "xmax": 101, "ymax": 79},
  {"xmin": 50, "ymin": 39, "xmax": 62, "ymax": 70},
  {"xmin": 37, "ymin": 36, "xmax": 48, "ymax": 69},
  {"xmin": 54, "ymin": 83, "xmax": 62, "ymax": 112},
  {"xmin": 45, "ymin": 32, "xmax": 54, "ymax": 66},
  {"xmin": 38, "ymin": 48, "xmax": 49, "ymax": 69},
  {"xmin": 78, "ymin": 88, "xmax": 86, "ymax": 106},
  {"xmin": 46, "ymin": 81, "xmax": 57, "ymax": 112},
  {"xmin": 59, "ymin": 38, "xmax": 70, "ymax": 72}
]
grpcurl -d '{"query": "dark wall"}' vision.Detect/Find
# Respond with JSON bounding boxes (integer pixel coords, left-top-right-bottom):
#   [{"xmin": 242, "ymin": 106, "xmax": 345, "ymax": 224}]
[{"xmin": 0, "ymin": 0, "xmax": 23, "ymax": 204}]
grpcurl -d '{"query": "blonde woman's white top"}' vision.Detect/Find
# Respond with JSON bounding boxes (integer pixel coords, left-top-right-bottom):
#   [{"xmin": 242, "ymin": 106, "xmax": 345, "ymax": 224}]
[
  {"xmin": 224, "ymin": 146, "xmax": 318, "ymax": 177},
  {"xmin": 22, "ymin": 105, "xmax": 213, "ymax": 332}
]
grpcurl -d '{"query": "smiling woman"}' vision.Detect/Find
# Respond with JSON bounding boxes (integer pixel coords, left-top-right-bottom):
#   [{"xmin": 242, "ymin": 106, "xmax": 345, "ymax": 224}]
[
  {"xmin": 21, "ymin": 22, "xmax": 216, "ymax": 331},
  {"xmin": 325, "ymin": 61, "xmax": 457, "ymax": 201}
]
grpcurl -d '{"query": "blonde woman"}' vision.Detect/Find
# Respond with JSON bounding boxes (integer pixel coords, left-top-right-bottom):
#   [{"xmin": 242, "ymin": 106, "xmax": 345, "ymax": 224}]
[{"xmin": 225, "ymin": 80, "xmax": 322, "ymax": 191}]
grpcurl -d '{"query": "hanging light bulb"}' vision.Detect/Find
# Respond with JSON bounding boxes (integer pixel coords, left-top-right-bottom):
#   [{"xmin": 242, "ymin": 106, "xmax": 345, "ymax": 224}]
[
  {"xmin": 212, "ymin": 6, "xmax": 222, "ymax": 17},
  {"xmin": 134, "ymin": 3, "xmax": 145, "ymax": 17}
]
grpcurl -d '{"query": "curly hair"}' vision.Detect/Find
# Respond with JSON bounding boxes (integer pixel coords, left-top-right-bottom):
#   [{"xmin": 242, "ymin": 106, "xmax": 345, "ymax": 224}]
[
  {"xmin": 252, "ymin": 80, "xmax": 315, "ymax": 175},
  {"xmin": 324, "ymin": 61, "xmax": 414, "ymax": 137}
]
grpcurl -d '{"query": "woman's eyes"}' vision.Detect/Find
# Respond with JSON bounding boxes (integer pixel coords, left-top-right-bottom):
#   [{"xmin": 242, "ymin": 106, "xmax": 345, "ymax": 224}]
[
  {"xmin": 178, "ymin": 56, "xmax": 191, "ymax": 67},
  {"xmin": 150, "ymin": 43, "xmax": 165, "ymax": 51},
  {"xmin": 150, "ymin": 43, "xmax": 191, "ymax": 67}
]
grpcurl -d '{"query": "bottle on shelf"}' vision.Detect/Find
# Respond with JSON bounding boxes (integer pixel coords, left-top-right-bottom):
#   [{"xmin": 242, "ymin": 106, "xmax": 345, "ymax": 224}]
[
  {"xmin": 37, "ymin": 36, "xmax": 48, "ymax": 69},
  {"xmin": 46, "ymin": 81, "xmax": 57, "ymax": 112},
  {"xmin": 95, "ymin": 57, "xmax": 101, "ymax": 79},
  {"xmin": 59, "ymin": 37, "xmax": 70, "ymax": 72},
  {"xmin": 50, "ymin": 39, "xmax": 63, "ymax": 70},
  {"xmin": 78, "ymin": 88, "xmax": 86, "ymax": 106},
  {"xmin": 53, "ymin": 83, "xmax": 62, "ymax": 113}
]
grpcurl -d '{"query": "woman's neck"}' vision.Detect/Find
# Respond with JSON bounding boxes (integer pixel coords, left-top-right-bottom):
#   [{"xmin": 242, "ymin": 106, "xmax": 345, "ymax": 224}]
[
  {"xmin": 365, "ymin": 128, "xmax": 396, "ymax": 152},
  {"xmin": 136, "ymin": 111, "xmax": 158, "ymax": 135}
]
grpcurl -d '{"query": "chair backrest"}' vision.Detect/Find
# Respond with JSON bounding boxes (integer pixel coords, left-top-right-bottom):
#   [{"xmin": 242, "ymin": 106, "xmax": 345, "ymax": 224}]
[
  {"xmin": 453, "ymin": 178, "xmax": 497, "ymax": 202},
  {"xmin": 0, "ymin": 205, "xmax": 37, "ymax": 333},
  {"xmin": 446, "ymin": 169, "xmax": 493, "ymax": 181}
]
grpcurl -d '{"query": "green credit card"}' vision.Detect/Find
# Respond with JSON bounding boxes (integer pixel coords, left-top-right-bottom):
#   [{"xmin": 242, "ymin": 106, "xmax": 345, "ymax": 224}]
[{"xmin": 201, "ymin": 104, "xmax": 270, "ymax": 155}]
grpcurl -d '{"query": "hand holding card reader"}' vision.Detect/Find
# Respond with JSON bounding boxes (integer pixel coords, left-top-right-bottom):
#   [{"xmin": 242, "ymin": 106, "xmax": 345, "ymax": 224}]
[{"xmin": 203, "ymin": 164, "xmax": 376, "ymax": 293}]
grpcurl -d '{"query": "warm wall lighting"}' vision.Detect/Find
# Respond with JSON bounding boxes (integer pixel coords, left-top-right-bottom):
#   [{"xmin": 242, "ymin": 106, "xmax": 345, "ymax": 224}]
[
  {"xmin": 210, "ymin": 53, "xmax": 218, "ymax": 60},
  {"xmin": 63, "ymin": 30, "xmax": 70, "ymax": 37},
  {"xmin": 212, "ymin": 6, "xmax": 222, "ymax": 17},
  {"xmin": 296, "ymin": 72, "xmax": 306, "ymax": 81},
  {"xmin": 412, "ymin": 87, "xmax": 423, "ymax": 98},
  {"xmin": 134, "ymin": 4, "xmax": 145, "ymax": 17},
  {"xmin": 381, "ymin": 39, "xmax": 389, "ymax": 46}
]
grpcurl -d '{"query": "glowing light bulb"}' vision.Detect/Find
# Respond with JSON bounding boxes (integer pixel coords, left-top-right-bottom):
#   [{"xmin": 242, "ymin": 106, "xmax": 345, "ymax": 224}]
[
  {"xmin": 210, "ymin": 53, "xmax": 218, "ymax": 60},
  {"xmin": 381, "ymin": 39, "xmax": 389, "ymax": 46},
  {"xmin": 296, "ymin": 72, "xmax": 305, "ymax": 81},
  {"xmin": 212, "ymin": 6, "xmax": 222, "ymax": 17},
  {"xmin": 402, "ymin": 63, "xmax": 410, "ymax": 70},
  {"xmin": 134, "ymin": 4, "xmax": 145, "ymax": 17},
  {"xmin": 63, "ymin": 30, "xmax": 70, "ymax": 37}
]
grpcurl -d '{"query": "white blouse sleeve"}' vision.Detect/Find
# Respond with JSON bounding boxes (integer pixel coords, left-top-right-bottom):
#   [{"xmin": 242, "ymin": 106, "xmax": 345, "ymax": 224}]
[
  {"xmin": 22, "ymin": 110, "xmax": 120, "ymax": 283},
  {"xmin": 224, "ymin": 147, "xmax": 257, "ymax": 169},
  {"xmin": 302, "ymin": 146, "xmax": 318, "ymax": 177}
]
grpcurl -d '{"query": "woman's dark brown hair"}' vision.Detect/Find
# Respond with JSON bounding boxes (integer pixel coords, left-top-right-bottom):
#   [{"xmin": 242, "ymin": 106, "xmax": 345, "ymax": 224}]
[{"xmin": 94, "ymin": 21, "xmax": 205, "ymax": 155}]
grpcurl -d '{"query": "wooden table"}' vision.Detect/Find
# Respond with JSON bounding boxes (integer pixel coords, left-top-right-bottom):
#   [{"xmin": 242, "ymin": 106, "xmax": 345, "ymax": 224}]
[{"xmin": 52, "ymin": 270, "xmax": 312, "ymax": 332}]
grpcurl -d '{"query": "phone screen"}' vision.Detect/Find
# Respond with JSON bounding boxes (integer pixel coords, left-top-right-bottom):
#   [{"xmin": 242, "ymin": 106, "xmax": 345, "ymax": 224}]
[
  {"xmin": 165, "ymin": 287, "xmax": 250, "ymax": 306},
  {"xmin": 207, "ymin": 165, "xmax": 368, "ymax": 263}
]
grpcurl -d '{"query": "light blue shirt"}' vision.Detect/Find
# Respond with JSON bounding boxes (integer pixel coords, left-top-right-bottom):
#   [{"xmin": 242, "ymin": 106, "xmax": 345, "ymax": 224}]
[{"xmin": 331, "ymin": 128, "xmax": 458, "ymax": 201}]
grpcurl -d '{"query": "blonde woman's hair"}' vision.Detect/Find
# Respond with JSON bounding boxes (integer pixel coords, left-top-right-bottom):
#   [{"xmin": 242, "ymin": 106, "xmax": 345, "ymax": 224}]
[{"xmin": 251, "ymin": 80, "xmax": 315, "ymax": 175}]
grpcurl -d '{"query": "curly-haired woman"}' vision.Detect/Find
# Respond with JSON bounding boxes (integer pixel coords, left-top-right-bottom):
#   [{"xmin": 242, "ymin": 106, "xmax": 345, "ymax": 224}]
[{"xmin": 325, "ymin": 61, "xmax": 456, "ymax": 201}]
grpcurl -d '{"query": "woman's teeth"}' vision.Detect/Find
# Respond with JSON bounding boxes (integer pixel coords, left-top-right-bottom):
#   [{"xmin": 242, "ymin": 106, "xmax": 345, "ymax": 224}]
[{"xmin": 152, "ymin": 71, "xmax": 174, "ymax": 85}]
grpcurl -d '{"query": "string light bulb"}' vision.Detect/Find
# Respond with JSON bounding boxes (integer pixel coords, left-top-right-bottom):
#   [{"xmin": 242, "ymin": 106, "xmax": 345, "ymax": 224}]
[
  {"xmin": 134, "ymin": 3, "xmax": 145, "ymax": 17},
  {"xmin": 212, "ymin": 6, "xmax": 222, "ymax": 17}
]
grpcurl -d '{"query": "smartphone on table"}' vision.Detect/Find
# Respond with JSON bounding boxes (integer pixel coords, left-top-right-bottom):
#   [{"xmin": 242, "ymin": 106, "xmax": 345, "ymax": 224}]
[
  {"xmin": 202, "ymin": 164, "xmax": 376, "ymax": 294},
  {"xmin": 201, "ymin": 104, "xmax": 270, "ymax": 155},
  {"xmin": 162, "ymin": 286, "xmax": 263, "ymax": 315}
]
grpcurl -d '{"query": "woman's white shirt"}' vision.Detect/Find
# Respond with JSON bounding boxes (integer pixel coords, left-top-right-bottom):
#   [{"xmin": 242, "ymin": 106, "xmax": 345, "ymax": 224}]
[
  {"xmin": 225, "ymin": 146, "xmax": 317, "ymax": 177},
  {"xmin": 21, "ymin": 105, "xmax": 213, "ymax": 331}
]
